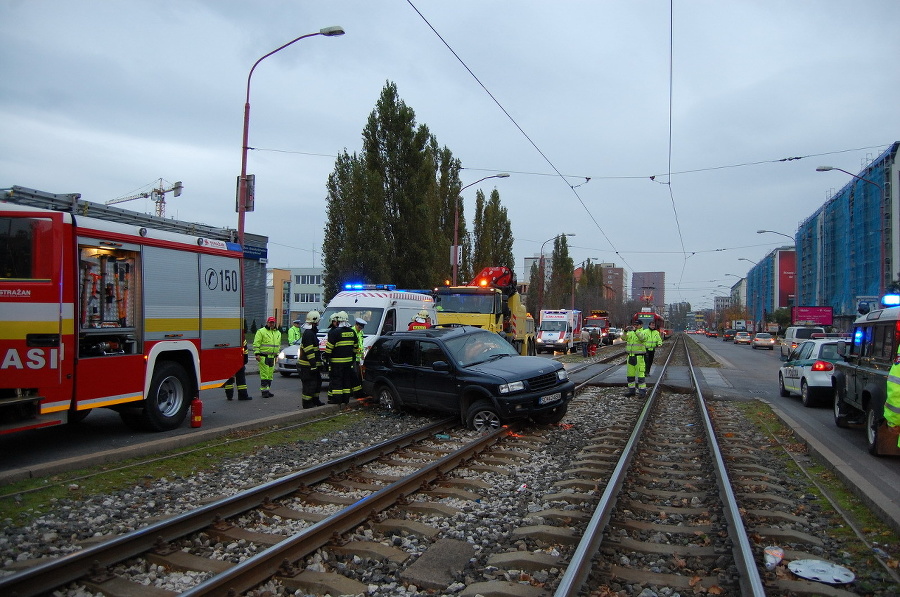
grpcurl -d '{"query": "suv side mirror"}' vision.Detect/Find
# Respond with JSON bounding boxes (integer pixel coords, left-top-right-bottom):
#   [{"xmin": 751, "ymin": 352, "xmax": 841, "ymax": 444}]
[
  {"xmin": 432, "ymin": 360, "xmax": 451, "ymax": 372},
  {"xmin": 836, "ymin": 340, "xmax": 847, "ymax": 357}
]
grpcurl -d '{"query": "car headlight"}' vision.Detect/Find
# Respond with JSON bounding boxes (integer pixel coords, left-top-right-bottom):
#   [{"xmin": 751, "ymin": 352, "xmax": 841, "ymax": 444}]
[
  {"xmin": 536, "ymin": 338, "xmax": 544, "ymax": 343},
  {"xmin": 277, "ymin": 350, "xmax": 286, "ymax": 359},
  {"xmin": 557, "ymin": 369, "xmax": 569, "ymax": 381},
  {"xmin": 499, "ymin": 381, "xmax": 525, "ymax": 394}
]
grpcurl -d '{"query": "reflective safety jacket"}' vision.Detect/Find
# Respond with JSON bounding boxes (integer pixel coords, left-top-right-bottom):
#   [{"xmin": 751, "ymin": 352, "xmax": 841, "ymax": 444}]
[
  {"xmin": 288, "ymin": 324, "xmax": 302, "ymax": 345},
  {"xmin": 624, "ymin": 328, "xmax": 648, "ymax": 355},
  {"xmin": 253, "ymin": 326, "xmax": 282, "ymax": 357},
  {"xmin": 645, "ymin": 329, "xmax": 663, "ymax": 351},
  {"xmin": 354, "ymin": 327, "xmax": 365, "ymax": 362},
  {"xmin": 886, "ymin": 351, "xmax": 900, "ymax": 428},
  {"xmin": 325, "ymin": 324, "xmax": 357, "ymax": 365},
  {"xmin": 299, "ymin": 325, "xmax": 320, "ymax": 370}
]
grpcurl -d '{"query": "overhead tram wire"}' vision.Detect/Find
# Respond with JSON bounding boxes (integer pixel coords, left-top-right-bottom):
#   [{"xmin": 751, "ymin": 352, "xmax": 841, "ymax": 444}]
[{"xmin": 405, "ymin": 0, "xmax": 630, "ymax": 272}]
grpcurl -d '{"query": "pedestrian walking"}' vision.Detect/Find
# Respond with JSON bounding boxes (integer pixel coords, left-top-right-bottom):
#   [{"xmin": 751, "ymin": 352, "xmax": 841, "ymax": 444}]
[
  {"xmin": 224, "ymin": 339, "xmax": 251, "ymax": 400},
  {"xmin": 580, "ymin": 327, "xmax": 590, "ymax": 358},
  {"xmin": 253, "ymin": 316, "xmax": 281, "ymax": 398},
  {"xmin": 298, "ymin": 310, "xmax": 324, "ymax": 408},
  {"xmin": 622, "ymin": 323, "xmax": 649, "ymax": 397},
  {"xmin": 644, "ymin": 321, "xmax": 663, "ymax": 374},
  {"xmin": 325, "ymin": 311, "xmax": 357, "ymax": 410}
]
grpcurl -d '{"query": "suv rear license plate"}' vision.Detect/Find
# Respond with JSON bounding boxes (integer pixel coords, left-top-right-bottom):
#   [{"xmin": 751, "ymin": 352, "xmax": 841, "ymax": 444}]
[{"xmin": 539, "ymin": 393, "xmax": 561, "ymax": 405}]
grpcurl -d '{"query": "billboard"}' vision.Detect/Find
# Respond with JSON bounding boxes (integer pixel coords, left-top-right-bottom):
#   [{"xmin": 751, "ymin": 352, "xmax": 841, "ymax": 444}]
[
  {"xmin": 792, "ymin": 306, "xmax": 833, "ymax": 326},
  {"xmin": 777, "ymin": 250, "xmax": 796, "ymax": 308}
]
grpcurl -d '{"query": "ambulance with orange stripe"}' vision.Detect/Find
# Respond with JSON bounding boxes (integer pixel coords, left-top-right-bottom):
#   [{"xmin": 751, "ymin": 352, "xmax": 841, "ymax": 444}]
[
  {"xmin": 0, "ymin": 186, "xmax": 244, "ymax": 434},
  {"xmin": 433, "ymin": 266, "xmax": 536, "ymax": 356}
]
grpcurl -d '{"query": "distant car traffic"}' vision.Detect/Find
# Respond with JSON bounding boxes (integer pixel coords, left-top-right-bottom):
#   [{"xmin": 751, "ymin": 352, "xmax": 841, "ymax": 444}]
[
  {"xmin": 362, "ymin": 326, "xmax": 575, "ymax": 431},
  {"xmin": 705, "ymin": 330, "xmax": 718, "ymax": 338},
  {"xmin": 751, "ymin": 332, "xmax": 776, "ymax": 350},
  {"xmin": 722, "ymin": 329, "xmax": 736, "ymax": 341},
  {"xmin": 779, "ymin": 338, "xmax": 842, "ymax": 407},
  {"xmin": 734, "ymin": 331, "xmax": 752, "ymax": 344}
]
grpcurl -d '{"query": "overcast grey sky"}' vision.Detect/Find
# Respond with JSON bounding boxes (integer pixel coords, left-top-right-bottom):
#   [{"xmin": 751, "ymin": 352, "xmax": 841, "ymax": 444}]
[{"xmin": 2, "ymin": 1, "xmax": 898, "ymax": 309}]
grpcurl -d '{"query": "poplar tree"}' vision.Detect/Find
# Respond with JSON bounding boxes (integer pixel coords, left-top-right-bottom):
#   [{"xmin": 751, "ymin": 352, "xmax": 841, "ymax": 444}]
[
  {"xmin": 322, "ymin": 81, "xmax": 462, "ymax": 298},
  {"xmin": 471, "ymin": 188, "xmax": 514, "ymax": 273},
  {"xmin": 546, "ymin": 235, "xmax": 574, "ymax": 309}
]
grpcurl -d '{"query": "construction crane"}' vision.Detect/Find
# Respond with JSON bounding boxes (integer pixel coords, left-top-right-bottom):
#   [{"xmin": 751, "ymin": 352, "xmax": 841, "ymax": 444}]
[{"xmin": 106, "ymin": 179, "xmax": 183, "ymax": 217}]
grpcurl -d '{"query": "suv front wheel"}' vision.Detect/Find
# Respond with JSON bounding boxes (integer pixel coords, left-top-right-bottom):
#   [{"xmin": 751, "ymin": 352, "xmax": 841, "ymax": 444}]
[
  {"xmin": 466, "ymin": 401, "xmax": 501, "ymax": 431},
  {"xmin": 376, "ymin": 384, "xmax": 401, "ymax": 412}
]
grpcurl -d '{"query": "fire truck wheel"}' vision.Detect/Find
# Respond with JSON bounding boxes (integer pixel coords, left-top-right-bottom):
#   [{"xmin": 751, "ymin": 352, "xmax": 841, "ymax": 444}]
[{"xmin": 142, "ymin": 361, "xmax": 191, "ymax": 431}]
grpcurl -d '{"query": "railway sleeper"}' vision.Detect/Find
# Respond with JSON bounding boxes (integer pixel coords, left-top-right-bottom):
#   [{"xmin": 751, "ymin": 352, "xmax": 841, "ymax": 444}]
[
  {"xmin": 605, "ymin": 564, "xmax": 722, "ymax": 593},
  {"xmin": 82, "ymin": 574, "xmax": 179, "ymax": 597}
]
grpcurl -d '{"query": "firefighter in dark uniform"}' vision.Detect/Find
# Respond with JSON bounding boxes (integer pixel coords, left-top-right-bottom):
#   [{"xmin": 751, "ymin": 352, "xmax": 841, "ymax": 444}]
[
  {"xmin": 224, "ymin": 339, "xmax": 251, "ymax": 400},
  {"xmin": 298, "ymin": 310, "xmax": 324, "ymax": 408},
  {"xmin": 325, "ymin": 311, "xmax": 357, "ymax": 410}
]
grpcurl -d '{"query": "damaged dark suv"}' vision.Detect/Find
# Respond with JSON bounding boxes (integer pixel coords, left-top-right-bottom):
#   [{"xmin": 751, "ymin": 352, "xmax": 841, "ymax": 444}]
[{"xmin": 362, "ymin": 326, "xmax": 575, "ymax": 431}]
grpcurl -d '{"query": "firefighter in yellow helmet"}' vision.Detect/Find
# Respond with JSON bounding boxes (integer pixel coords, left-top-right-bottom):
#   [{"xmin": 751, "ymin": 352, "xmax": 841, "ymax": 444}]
[
  {"xmin": 408, "ymin": 309, "xmax": 432, "ymax": 330},
  {"xmin": 298, "ymin": 310, "xmax": 324, "ymax": 408},
  {"xmin": 325, "ymin": 311, "xmax": 357, "ymax": 410}
]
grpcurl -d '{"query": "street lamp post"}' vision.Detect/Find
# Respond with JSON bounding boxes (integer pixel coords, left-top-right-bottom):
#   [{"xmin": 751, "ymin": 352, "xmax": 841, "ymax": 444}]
[
  {"xmin": 738, "ymin": 257, "xmax": 758, "ymax": 266},
  {"xmin": 817, "ymin": 165, "xmax": 886, "ymax": 295},
  {"xmin": 538, "ymin": 233, "xmax": 575, "ymax": 312},
  {"xmin": 756, "ymin": 229, "xmax": 795, "ymax": 242},
  {"xmin": 451, "ymin": 173, "xmax": 509, "ymax": 285},
  {"xmin": 237, "ymin": 26, "xmax": 345, "ymax": 250}
]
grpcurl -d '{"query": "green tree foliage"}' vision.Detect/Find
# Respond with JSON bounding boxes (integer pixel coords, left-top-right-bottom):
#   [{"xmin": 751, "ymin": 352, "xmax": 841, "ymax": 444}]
[
  {"xmin": 546, "ymin": 236, "xmax": 573, "ymax": 309},
  {"xmin": 526, "ymin": 260, "xmax": 541, "ymax": 318},
  {"xmin": 322, "ymin": 81, "xmax": 462, "ymax": 299},
  {"xmin": 573, "ymin": 261, "xmax": 606, "ymax": 312},
  {"xmin": 471, "ymin": 188, "xmax": 514, "ymax": 274}
]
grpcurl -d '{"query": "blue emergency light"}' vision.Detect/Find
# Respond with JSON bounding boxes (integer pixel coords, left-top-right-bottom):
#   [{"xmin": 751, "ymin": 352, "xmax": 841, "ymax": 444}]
[
  {"xmin": 882, "ymin": 293, "xmax": 900, "ymax": 307},
  {"xmin": 343, "ymin": 283, "xmax": 396, "ymax": 291}
]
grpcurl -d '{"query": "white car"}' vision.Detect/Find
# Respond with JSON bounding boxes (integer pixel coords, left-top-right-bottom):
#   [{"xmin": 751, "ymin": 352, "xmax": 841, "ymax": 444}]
[
  {"xmin": 275, "ymin": 340, "xmax": 302, "ymax": 377},
  {"xmin": 778, "ymin": 338, "xmax": 842, "ymax": 407}
]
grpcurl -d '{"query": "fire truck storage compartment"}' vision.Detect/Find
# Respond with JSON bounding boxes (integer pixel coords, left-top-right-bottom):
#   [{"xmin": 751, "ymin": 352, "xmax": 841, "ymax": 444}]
[{"xmin": 78, "ymin": 243, "xmax": 139, "ymax": 358}]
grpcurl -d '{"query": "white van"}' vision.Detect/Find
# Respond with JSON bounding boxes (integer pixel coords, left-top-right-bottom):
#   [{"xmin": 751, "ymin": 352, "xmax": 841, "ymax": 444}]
[
  {"xmin": 780, "ymin": 326, "xmax": 826, "ymax": 359},
  {"xmin": 275, "ymin": 286, "xmax": 437, "ymax": 377},
  {"xmin": 318, "ymin": 286, "xmax": 437, "ymax": 357}
]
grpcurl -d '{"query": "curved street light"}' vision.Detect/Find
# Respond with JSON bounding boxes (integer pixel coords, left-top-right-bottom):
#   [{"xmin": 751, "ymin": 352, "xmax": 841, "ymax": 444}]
[
  {"xmin": 756, "ymin": 229, "xmax": 795, "ymax": 242},
  {"xmin": 237, "ymin": 26, "xmax": 345, "ymax": 249},
  {"xmin": 817, "ymin": 165, "xmax": 886, "ymax": 294},
  {"xmin": 538, "ymin": 233, "xmax": 576, "ymax": 311},
  {"xmin": 738, "ymin": 258, "xmax": 758, "ymax": 266},
  {"xmin": 452, "ymin": 173, "xmax": 510, "ymax": 285}
]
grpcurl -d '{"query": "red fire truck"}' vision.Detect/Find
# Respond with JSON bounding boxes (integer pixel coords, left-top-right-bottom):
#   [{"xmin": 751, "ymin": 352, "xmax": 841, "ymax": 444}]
[{"xmin": 0, "ymin": 186, "xmax": 244, "ymax": 434}]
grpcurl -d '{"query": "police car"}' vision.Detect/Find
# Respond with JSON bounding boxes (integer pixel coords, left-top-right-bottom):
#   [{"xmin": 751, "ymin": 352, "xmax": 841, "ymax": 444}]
[
  {"xmin": 832, "ymin": 295, "xmax": 900, "ymax": 456},
  {"xmin": 778, "ymin": 336, "xmax": 845, "ymax": 407}
]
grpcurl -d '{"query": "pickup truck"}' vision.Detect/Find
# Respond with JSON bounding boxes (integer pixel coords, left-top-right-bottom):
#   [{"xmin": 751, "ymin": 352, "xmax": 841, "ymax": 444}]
[{"xmin": 831, "ymin": 306, "xmax": 900, "ymax": 456}]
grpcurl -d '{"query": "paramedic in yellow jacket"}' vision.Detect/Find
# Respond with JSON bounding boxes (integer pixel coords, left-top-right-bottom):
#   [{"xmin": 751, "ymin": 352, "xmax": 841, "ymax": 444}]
[
  {"xmin": 622, "ymin": 323, "xmax": 649, "ymax": 397},
  {"xmin": 885, "ymin": 346, "xmax": 900, "ymax": 447},
  {"xmin": 253, "ymin": 316, "xmax": 282, "ymax": 398}
]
